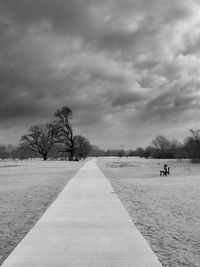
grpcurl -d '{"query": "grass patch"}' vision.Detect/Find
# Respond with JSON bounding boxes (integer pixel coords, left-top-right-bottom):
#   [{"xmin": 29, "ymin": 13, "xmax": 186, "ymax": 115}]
[
  {"xmin": 97, "ymin": 157, "xmax": 200, "ymax": 267},
  {"xmin": 106, "ymin": 161, "xmax": 140, "ymax": 168},
  {"xmin": 0, "ymin": 159, "xmax": 83, "ymax": 265}
]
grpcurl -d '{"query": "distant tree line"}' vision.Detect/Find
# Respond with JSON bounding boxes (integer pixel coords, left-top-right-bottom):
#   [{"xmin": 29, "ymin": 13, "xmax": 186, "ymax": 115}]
[
  {"xmin": 131, "ymin": 130, "xmax": 200, "ymax": 162},
  {"xmin": 1, "ymin": 108, "xmax": 200, "ymax": 163},
  {"xmin": 88, "ymin": 130, "xmax": 200, "ymax": 163}
]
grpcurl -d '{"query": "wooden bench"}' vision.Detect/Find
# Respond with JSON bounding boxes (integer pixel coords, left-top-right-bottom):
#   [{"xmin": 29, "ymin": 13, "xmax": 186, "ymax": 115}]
[{"xmin": 160, "ymin": 165, "xmax": 170, "ymax": 176}]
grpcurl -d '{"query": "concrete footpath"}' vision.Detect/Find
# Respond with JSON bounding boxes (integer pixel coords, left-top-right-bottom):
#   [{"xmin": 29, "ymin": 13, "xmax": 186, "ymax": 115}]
[{"xmin": 2, "ymin": 159, "xmax": 162, "ymax": 267}]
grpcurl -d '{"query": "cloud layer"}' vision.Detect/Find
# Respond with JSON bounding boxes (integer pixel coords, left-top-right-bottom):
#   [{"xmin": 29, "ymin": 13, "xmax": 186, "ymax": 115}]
[{"xmin": 0, "ymin": 0, "xmax": 200, "ymax": 148}]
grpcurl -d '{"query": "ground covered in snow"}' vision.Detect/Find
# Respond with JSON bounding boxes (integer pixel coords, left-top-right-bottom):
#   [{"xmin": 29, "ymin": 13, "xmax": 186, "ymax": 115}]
[
  {"xmin": 97, "ymin": 157, "xmax": 200, "ymax": 267},
  {"xmin": 0, "ymin": 159, "xmax": 83, "ymax": 265}
]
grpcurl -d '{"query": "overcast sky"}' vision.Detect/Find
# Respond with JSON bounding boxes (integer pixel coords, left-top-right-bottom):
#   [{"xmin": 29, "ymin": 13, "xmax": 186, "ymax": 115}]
[{"xmin": 0, "ymin": 0, "xmax": 200, "ymax": 149}]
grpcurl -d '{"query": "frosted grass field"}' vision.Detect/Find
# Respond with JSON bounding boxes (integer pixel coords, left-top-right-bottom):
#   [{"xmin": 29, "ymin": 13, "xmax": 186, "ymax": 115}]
[
  {"xmin": 1, "ymin": 157, "xmax": 200, "ymax": 267},
  {"xmin": 0, "ymin": 159, "xmax": 83, "ymax": 265},
  {"xmin": 97, "ymin": 157, "xmax": 200, "ymax": 267}
]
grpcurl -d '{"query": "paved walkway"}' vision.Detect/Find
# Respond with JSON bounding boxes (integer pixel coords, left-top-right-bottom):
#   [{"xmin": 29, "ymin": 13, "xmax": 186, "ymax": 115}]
[{"xmin": 2, "ymin": 159, "xmax": 162, "ymax": 267}]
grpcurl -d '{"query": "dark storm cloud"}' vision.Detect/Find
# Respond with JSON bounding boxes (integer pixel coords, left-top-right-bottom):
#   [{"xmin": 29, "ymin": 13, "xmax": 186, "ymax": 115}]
[
  {"xmin": 111, "ymin": 92, "xmax": 146, "ymax": 107},
  {"xmin": 140, "ymin": 90, "xmax": 200, "ymax": 123},
  {"xmin": 89, "ymin": 67, "xmax": 126, "ymax": 84},
  {"xmin": 0, "ymin": 0, "xmax": 200, "ymax": 147},
  {"xmin": 0, "ymin": 0, "xmax": 92, "ymax": 36}
]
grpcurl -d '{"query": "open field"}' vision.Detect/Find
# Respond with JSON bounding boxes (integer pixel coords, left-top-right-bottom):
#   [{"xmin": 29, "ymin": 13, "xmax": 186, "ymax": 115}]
[
  {"xmin": 0, "ymin": 159, "xmax": 83, "ymax": 265},
  {"xmin": 97, "ymin": 157, "xmax": 200, "ymax": 267}
]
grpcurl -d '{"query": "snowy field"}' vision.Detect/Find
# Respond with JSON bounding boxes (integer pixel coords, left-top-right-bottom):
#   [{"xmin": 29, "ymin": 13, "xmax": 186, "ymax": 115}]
[
  {"xmin": 0, "ymin": 159, "xmax": 83, "ymax": 265},
  {"xmin": 97, "ymin": 157, "xmax": 200, "ymax": 267}
]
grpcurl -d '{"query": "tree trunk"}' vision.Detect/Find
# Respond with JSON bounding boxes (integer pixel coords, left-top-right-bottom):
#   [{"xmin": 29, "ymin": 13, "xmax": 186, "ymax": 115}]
[
  {"xmin": 43, "ymin": 153, "xmax": 48, "ymax": 161},
  {"xmin": 68, "ymin": 149, "xmax": 74, "ymax": 161}
]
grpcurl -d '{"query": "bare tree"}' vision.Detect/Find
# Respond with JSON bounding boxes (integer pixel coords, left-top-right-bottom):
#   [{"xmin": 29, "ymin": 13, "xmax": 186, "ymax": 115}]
[
  {"xmin": 14, "ymin": 145, "xmax": 39, "ymax": 160},
  {"xmin": 54, "ymin": 106, "xmax": 76, "ymax": 161},
  {"xmin": 74, "ymin": 135, "xmax": 91, "ymax": 159},
  {"xmin": 20, "ymin": 123, "xmax": 58, "ymax": 160},
  {"xmin": 152, "ymin": 135, "xmax": 170, "ymax": 152},
  {"xmin": 5, "ymin": 144, "xmax": 16, "ymax": 159},
  {"xmin": 184, "ymin": 129, "xmax": 200, "ymax": 162},
  {"xmin": 0, "ymin": 145, "xmax": 19, "ymax": 160},
  {"xmin": 135, "ymin": 147, "xmax": 146, "ymax": 157},
  {"xmin": 189, "ymin": 129, "xmax": 200, "ymax": 142},
  {"xmin": 0, "ymin": 145, "xmax": 7, "ymax": 159},
  {"xmin": 90, "ymin": 145, "xmax": 105, "ymax": 157},
  {"xmin": 150, "ymin": 135, "xmax": 172, "ymax": 158}
]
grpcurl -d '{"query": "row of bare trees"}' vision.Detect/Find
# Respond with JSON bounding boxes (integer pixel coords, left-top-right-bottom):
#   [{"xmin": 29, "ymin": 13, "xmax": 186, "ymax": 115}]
[
  {"xmin": 0, "ymin": 144, "xmax": 16, "ymax": 160},
  {"xmin": 127, "ymin": 130, "xmax": 200, "ymax": 161},
  {"xmin": 184, "ymin": 129, "xmax": 200, "ymax": 162},
  {"xmin": 89, "ymin": 129, "xmax": 200, "ymax": 162}
]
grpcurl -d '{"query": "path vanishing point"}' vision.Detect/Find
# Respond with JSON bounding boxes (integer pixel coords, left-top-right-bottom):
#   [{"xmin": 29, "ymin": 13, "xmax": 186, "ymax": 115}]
[{"xmin": 2, "ymin": 159, "xmax": 162, "ymax": 267}]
